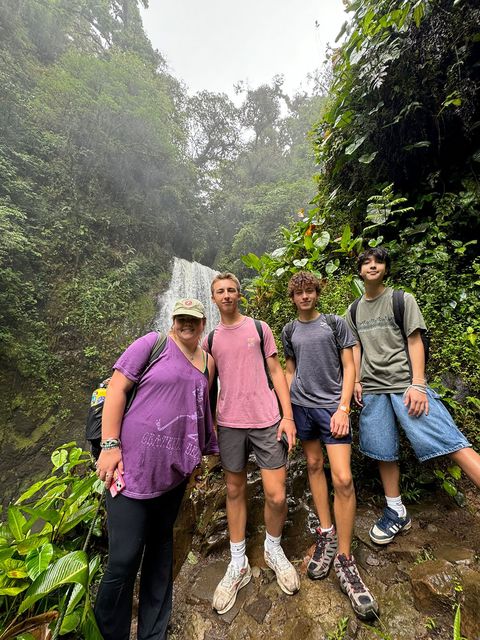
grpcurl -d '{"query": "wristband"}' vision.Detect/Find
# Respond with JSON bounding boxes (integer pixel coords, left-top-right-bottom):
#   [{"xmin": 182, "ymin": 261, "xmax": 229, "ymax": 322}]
[
  {"xmin": 282, "ymin": 417, "xmax": 295, "ymax": 421},
  {"xmin": 100, "ymin": 438, "xmax": 121, "ymax": 450},
  {"xmin": 354, "ymin": 380, "xmax": 361, "ymax": 384},
  {"xmin": 339, "ymin": 405, "xmax": 351, "ymax": 414}
]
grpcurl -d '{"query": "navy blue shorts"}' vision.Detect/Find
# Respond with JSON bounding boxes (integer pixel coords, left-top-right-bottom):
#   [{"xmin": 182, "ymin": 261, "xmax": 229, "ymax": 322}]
[{"xmin": 292, "ymin": 405, "xmax": 352, "ymax": 445}]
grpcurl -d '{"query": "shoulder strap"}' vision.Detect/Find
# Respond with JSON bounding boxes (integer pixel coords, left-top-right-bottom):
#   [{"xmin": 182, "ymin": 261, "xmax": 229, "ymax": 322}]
[
  {"xmin": 349, "ymin": 298, "xmax": 360, "ymax": 328},
  {"xmin": 207, "ymin": 329, "xmax": 215, "ymax": 354},
  {"xmin": 392, "ymin": 289, "xmax": 407, "ymax": 340},
  {"xmin": 125, "ymin": 331, "xmax": 167, "ymax": 411},
  {"xmin": 254, "ymin": 319, "xmax": 274, "ymax": 390},
  {"xmin": 283, "ymin": 320, "xmax": 296, "ymax": 344},
  {"xmin": 323, "ymin": 314, "xmax": 341, "ymax": 351}
]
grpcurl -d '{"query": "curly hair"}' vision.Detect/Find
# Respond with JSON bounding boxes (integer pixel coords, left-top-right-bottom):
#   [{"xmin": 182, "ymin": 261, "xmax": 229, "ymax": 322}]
[{"xmin": 287, "ymin": 271, "xmax": 321, "ymax": 298}]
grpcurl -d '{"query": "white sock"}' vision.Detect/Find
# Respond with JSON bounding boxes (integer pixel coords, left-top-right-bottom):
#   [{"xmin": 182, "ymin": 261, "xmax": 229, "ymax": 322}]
[
  {"xmin": 386, "ymin": 495, "xmax": 406, "ymax": 518},
  {"xmin": 230, "ymin": 539, "xmax": 247, "ymax": 569},
  {"xmin": 264, "ymin": 531, "xmax": 282, "ymax": 554},
  {"xmin": 320, "ymin": 525, "xmax": 334, "ymax": 534}
]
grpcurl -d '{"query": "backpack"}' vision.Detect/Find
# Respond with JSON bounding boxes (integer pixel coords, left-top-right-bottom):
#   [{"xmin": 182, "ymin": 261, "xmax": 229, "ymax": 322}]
[
  {"xmin": 349, "ymin": 289, "xmax": 430, "ymax": 363},
  {"xmin": 86, "ymin": 332, "xmax": 167, "ymax": 458}
]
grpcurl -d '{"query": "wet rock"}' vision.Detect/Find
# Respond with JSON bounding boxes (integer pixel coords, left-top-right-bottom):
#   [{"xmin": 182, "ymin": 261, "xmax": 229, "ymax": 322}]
[
  {"xmin": 409, "ymin": 559, "xmax": 456, "ymax": 613},
  {"xmin": 376, "ymin": 581, "xmax": 430, "ymax": 640},
  {"xmin": 219, "ymin": 581, "xmax": 255, "ymax": 624},
  {"xmin": 251, "ymin": 566, "xmax": 261, "ymax": 579},
  {"xmin": 457, "ymin": 566, "xmax": 480, "ymax": 639},
  {"xmin": 187, "ymin": 561, "xmax": 226, "ymax": 605},
  {"xmin": 182, "ymin": 611, "xmax": 213, "ymax": 640},
  {"xmin": 435, "ymin": 544, "xmax": 474, "ymax": 565},
  {"xmin": 244, "ymin": 594, "xmax": 272, "ymax": 623}
]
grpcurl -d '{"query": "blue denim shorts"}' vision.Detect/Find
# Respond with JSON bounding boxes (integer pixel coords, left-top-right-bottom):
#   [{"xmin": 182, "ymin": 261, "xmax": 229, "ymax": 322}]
[
  {"xmin": 359, "ymin": 388, "xmax": 471, "ymax": 462},
  {"xmin": 292, "ymin": 405, "xmax": 352, "ymax": 445}
]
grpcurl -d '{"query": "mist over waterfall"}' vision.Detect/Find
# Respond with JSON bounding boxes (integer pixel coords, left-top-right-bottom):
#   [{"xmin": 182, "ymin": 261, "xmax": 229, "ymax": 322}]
[{"xmin": 155, "ymin": 257, "xmax": 220, "ymax": 334}]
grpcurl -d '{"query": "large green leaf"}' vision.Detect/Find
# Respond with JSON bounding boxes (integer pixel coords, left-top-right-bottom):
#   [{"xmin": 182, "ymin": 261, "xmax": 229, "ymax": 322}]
[
  {"xmin": 18, "ymin": 550, "xmax": 89, "ymax": 615},
  {"xmin": 61, "ymin": 610, "xmax": 81, "ymax": 634},
  {"xmin": 0, "ymin": 577, "xmax": 29, "ymax": 596},
  {"xmin": 16, "ymin": 534, "xmax": 51, "ymax": 556},
  {"xmin": 15, "ymin": 476, "xmax": 59, "ymax": 505},
  {"xmin": 345, "ymin": 135, "xmax": 366, "ymax": 155},
  {"xmin": 81, "ymin": 607, "xmax": 104, "ymax": 640},
  {"xmin": 314, "ymin": 231, "xmax": 330, "ymax": 251},
  {"xmin": 8, "ymin": 505, "xmax": 27, "ymax": 542},
  {"xmin": 57, "ymin": 504, "xmax": 97, "ymax": 536},
  {"xmin": 26, "ymin": 543, "xmax": 54, "ymax": 581}
]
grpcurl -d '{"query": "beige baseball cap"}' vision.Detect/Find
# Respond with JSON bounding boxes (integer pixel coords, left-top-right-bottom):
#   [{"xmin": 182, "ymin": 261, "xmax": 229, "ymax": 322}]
[{"xmin": 172, "ymin": 298, "xmax": 206, "ymax": 318}]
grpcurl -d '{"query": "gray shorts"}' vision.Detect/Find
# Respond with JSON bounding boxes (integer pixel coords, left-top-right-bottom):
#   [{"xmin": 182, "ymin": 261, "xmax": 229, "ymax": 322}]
[{"xmin": 217, "ymin": 423, "xmax": 287, "ymax": 472}]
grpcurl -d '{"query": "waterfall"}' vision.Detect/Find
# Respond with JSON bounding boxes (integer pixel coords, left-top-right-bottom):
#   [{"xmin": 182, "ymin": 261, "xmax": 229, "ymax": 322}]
[{"xmin": 155, "ymin": 257, "xmax": 220, "ymax": 334}]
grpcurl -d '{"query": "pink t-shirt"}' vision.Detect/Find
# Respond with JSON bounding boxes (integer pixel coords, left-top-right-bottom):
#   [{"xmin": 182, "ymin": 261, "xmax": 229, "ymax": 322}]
[{"xmin": 202, "ymin": 316, "xmax": 280, "ymax": 428}]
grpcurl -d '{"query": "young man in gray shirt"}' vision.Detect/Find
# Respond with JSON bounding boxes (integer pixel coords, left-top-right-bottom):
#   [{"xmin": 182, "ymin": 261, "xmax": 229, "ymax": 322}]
[{"xmin": 282, "ymin": 272, "xmax": 378, "ymax": 621}]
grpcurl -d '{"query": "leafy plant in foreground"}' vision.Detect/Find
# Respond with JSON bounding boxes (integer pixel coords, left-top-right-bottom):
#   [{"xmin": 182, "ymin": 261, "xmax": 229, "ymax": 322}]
[{"xmin": 0, "ymin": 443, "xmax": 104, "ymax": 639}]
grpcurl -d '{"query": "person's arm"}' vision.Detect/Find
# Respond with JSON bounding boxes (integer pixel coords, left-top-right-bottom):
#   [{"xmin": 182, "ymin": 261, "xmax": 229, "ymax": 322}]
[
  {"xmin": 353, "ymin": 342, "xmax": 363, "ymax": 407},
  {"xmin": 267, "ymin": 354, "xmax": 296, "ymax": 452},
  {"xmin": 404, "ymin": 330, "xmax": 429, "ymax": 417},
  {"xmin": 330, "ymin": 347, "xmax": 354, "ymax": 437},
  {"xmin": 96, "ymin": 370, "xmax": 135, "ymax": 488},
  {"xmin": 285, "ymin": 356, "xmax": 296, "ymax": 390}
]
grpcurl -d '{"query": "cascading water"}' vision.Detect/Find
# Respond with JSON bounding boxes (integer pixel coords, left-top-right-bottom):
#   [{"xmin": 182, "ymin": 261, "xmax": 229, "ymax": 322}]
[{"xmin": 155, "ymin": 257, "xmax": 220, "ymax": 334}]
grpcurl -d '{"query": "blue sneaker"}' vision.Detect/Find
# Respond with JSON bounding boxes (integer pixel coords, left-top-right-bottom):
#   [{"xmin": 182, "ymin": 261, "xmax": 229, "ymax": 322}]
[{"xmin": 369, "ymin": 506, "xmax": 412, "ymax": 545}]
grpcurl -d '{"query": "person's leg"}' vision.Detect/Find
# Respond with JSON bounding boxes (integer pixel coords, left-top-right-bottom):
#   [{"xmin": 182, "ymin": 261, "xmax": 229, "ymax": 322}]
[
  {"xmin": 94, "ymin": 493, "xmax": 147, "ymax": 640},
  {"xmin": 137, "ymin": 482, "xmax": 187, "ymax": 640},
  {"xmin": 261, "ymin": 466, "xmax": 287, "ymax": 535},
  {"xmin": 325, "ymin": 444, "xmax": 355, "ymax": 556},
  {"xmin": 224, "ymin": 468, "xmax": 248, "ymax": 540},
  {"xmin": 359, "ymin": 394, "xmax": 410, "ymax": 544},
  {"xmin": 302, "ymin": 439, "xmax": 332, "ymax": 529},
  {"xmin": 449, "ymin": 448, "xmax": 480, "ymax": 488},
  {"xmin": 213, "ymin": 427, "xmax": 251, "ymax": 615}
]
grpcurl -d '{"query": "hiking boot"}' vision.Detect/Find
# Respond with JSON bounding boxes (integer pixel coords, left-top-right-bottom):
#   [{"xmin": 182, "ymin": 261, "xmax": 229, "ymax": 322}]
[
  {"xmin": 264, "ymin": 546, "xmax": 300, "ymax": 595},
  {"xmin": 307, "ymin": 526, "xmax": 338, "ymax": 580},
  {"xmin": 369, "ymin": 507, "xmax": 412, "ymax": 545},
  {"xmin": 334, "ymin": 553, "xmax": 379, "ymax": 621},
  {"xmin": 212, "ymin": 561, "xmax": 252, "ymax": 615}
]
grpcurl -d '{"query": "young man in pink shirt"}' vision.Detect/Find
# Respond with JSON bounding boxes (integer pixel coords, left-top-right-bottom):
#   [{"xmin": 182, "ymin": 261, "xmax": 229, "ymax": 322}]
[{"xmin": 204, "ymin": 273, "xmax": 299, "ymax": 614}]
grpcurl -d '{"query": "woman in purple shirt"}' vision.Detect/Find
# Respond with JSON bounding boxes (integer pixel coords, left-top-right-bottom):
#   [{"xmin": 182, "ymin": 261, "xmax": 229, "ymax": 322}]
[{"xmin": 94, "ymin": 299, "xmax": 218, "ymax": 640}]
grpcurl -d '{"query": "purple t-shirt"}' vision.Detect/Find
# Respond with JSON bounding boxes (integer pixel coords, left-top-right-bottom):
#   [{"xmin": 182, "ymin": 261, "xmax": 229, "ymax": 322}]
[{"xmin": 114, "ymin": 332, "xmax": 218, "ymax": 499}]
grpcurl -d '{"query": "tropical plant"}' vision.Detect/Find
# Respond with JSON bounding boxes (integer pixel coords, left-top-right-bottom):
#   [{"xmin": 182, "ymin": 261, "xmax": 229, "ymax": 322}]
[{"xmin": 0, "ymin": 443, "xmax": 103, "ymax": 639}]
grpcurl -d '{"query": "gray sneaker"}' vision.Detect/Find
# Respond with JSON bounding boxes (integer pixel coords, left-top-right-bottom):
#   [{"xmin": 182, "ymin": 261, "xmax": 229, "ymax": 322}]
[
  {"xmin": 307, "ymin": 526, "xmax": 338, "ymax": 580},
  {"xmin": 334, "ymin": 553, "xmax": 379, "ymax": 621},
  {"xmin": 212, "ymin": 561, "xmax": 252, "ymax": 615}
]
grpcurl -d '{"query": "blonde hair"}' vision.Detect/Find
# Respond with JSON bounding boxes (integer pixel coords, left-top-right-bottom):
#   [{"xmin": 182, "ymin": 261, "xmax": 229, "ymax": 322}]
[{"xmin": 210, "ymin": 272, "xmax": 241, "ymax": 295}]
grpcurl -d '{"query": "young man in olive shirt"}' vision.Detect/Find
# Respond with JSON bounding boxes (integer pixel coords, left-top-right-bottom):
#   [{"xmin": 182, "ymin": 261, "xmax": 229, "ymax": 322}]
[{"xmin": 348, "ymin": 247, "xmax": 480, "ymax": 545}]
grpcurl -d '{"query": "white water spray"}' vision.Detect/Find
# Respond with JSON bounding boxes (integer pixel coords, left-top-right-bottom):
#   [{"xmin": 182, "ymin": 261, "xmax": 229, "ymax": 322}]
[{"xmin": 155, "ymin": 257, "xmax": 220, "ymax": 334}]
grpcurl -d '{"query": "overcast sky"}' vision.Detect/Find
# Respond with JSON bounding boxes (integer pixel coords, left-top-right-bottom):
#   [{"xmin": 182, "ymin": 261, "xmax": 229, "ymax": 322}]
[{"xmin": 140, "ymin": 0, "xmax": 347, "ymax": 99}]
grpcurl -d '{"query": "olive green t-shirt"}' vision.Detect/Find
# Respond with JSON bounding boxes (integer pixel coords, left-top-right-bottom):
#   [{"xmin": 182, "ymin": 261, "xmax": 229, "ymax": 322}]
[{"xmin": 346, "ymin": 287, "xmax": 426, "ymax": 394}]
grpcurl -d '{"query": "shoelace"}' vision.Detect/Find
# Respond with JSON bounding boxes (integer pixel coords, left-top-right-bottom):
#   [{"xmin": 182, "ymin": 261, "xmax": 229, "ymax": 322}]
[
  {"xmin": 312, "ymin": 534, "xmax": 328, "ymax": 561},
  {"xmin": 338, "ymin": 556, "xmax": 365, "ymax": 593},
  {"xmin": 269, "ymin": 547, "xmax": 292, "ymax": 572},
  {"xmin": 222, "ymin": 563, "xmax": 244, "ymax": 588}
]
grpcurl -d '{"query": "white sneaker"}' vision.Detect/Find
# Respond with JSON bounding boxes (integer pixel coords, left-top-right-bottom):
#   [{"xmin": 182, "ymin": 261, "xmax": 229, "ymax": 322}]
[
  {"xmin": 212, "ymin": 561, "xmax": 252, "ymax": 615},
  {"xmin": 264, "ymin": 546, "xmax": 300, "ymax": 595}
]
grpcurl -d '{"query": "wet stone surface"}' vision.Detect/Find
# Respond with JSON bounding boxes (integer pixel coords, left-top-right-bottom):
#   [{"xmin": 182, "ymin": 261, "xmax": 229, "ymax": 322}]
[{"xmin": 162, "ymin": 458, "xmax": 480, "ymax": 640}]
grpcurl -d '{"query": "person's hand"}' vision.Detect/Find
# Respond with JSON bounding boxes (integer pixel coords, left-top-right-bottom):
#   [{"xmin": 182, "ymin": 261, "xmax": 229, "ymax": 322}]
[
  {"xmin": 277, "ymin": 418, "xmax": 296, "ymax": 452},
  {"xmin": 354, "ymin": 382, "xmax": 363, "ymax": 407},
  {"xmin": 404, "ymin": 387, "xmax": 429, "ymax": 417},
  {"xmin": 96, "ymin": 448, "xmax": 123, "ymax": 489},
  {"xmin": 330, "ymin": 409, "xmax": 350, "ymax": 438}
]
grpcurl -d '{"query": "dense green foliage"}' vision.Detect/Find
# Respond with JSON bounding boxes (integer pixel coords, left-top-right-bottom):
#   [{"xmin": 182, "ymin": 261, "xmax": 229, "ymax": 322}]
[
  {"xmin": 0, "ymin": 443, "xmax": 102, "ymax": 639},
  {"xmin": 243, "ymin": 0, "xmax": 480, "ymax": 449}
]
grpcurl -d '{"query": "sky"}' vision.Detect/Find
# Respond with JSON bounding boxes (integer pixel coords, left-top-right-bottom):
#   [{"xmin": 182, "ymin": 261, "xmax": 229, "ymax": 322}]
[{"xmin": 140, "ymin": 0, "xmax": 347, "ymax": 99}]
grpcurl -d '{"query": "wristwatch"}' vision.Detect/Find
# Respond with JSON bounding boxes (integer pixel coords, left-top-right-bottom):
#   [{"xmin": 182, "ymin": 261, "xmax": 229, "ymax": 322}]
[{"xmin": 339, "ymin": 405, "xmax": 351, "ymax": 414}]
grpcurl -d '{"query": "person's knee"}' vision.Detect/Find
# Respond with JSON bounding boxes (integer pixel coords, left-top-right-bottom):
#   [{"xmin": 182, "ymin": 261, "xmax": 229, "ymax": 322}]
[
  {"xmin": 306, "ymin": 456, "xmax": 325, "ymax": 476},
  {"xmin": 264, "ymin": 485, "xmax": 286, "ymax": 511},
  {"xmin": 331, "ymin": 470, "xmax": 354, "ymax": 497},
  {"xmin": 225, "ymin": 478, "xmax": 246, "ymax": 501}
]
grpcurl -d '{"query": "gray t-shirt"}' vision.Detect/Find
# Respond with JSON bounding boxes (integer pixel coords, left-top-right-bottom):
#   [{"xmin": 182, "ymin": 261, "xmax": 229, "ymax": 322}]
[
  {"xmin": 346, "ymin": 287, "xmax": 426, "ymax": 394},
  {"xmin": 281, "ymin": 314, "xmax": 356, "ymax": 409}
]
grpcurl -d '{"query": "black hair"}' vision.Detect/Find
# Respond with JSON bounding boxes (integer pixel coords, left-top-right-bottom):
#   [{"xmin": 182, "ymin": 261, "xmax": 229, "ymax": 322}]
[{"xmin": 357, "ymin": 247, "xmax": 391, "ymax": 274}]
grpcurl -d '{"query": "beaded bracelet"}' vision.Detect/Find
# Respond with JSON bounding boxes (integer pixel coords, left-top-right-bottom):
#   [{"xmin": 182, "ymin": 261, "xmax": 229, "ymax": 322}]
[{"xmin": 100, "ymin": 438, "xmax": 121, "ymax": 450}]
